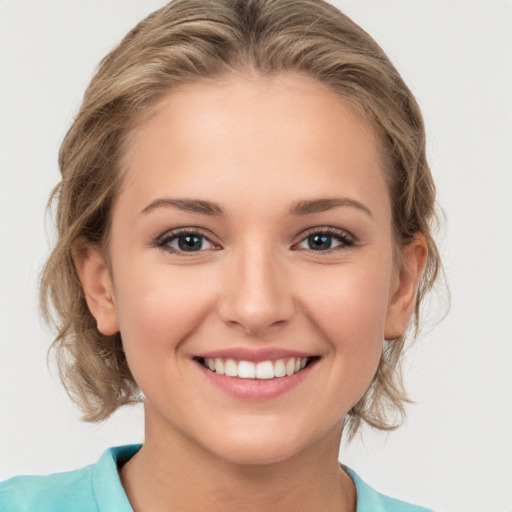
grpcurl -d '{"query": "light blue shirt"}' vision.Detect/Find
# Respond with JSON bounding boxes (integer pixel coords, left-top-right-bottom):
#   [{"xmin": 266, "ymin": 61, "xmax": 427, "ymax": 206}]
[{"xmin": 0, "ymin": 444, "xmax": 435, "ymax": 511}]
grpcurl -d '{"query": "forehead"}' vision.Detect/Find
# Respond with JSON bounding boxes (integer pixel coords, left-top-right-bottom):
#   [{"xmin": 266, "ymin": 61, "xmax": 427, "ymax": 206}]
[{"xmin": 119, "ymin": 72, "xmax": 390, "ymax": 223}]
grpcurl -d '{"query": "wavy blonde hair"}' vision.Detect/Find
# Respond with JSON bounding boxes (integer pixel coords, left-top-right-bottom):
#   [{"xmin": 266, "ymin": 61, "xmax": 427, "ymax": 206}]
[{"xmin": 41, "ymin": 0, "xmax": 440, "ymax": 438}]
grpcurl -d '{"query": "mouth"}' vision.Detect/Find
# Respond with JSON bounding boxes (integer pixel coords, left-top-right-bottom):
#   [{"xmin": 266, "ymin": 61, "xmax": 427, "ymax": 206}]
[{"xmin": 194, "ymin": 356, "xmax": 320, "ymax": 380}]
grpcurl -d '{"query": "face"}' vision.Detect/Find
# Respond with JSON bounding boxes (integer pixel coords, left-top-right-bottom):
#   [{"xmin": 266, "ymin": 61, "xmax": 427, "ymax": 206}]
[{"xmin": 80, "ymin": 73, "xmax": 424, "ymax": 465}]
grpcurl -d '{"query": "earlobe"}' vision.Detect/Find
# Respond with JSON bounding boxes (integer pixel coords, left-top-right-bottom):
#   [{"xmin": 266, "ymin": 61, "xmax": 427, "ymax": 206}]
[
  {"xmin": 384, "ymin": 235, "xmax": 428, "ymax": 339},
  {"xmin": 73, "ymin": 243, "xmax": 119, "ymax": 336}
]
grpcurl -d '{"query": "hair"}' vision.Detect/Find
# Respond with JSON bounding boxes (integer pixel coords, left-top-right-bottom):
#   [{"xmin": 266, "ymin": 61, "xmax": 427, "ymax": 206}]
[{"xmin": 40, "ymin": 0, "xmax": 441, "ymax": 438}]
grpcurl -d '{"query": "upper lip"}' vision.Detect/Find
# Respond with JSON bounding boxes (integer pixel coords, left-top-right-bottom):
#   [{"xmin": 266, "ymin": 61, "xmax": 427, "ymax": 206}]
[{"xmin": 194, "ymin": 347, "xmax": 318, "ymax": 362}]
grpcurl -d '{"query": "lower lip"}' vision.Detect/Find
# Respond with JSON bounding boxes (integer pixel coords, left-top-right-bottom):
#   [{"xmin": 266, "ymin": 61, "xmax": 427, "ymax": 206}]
[{"xmin": 196, "ymin": 360, "xmax": 316, "ymax": 399}]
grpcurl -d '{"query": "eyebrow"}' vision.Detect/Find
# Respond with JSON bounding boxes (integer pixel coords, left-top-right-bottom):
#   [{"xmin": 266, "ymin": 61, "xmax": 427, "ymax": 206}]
[
  {"xmin": 140, "ymin": 197, "xmax": 372, "ymax": 218},
  {"xmin": 287, "ymin": 198, "xmax": 372, "ymax": 217},
  {"xmin": 140, "ymin": 198, "xmax": 223, "ymax": 216}
]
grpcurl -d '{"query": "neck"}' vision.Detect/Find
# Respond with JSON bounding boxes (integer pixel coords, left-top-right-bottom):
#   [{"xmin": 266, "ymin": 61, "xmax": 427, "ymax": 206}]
[{"xmin": 120, "ymin": 410, "xmax": 356, "ymax": 512}]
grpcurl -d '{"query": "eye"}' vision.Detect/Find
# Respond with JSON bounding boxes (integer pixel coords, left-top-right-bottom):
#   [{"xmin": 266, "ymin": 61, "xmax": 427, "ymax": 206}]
[
  {"xmin": 295, "ymin": 227, "xmax": 354, "ymax": 252},
  {"xmin": 157, "ymin": 229, "xmax": 217, "ymax": 255}
]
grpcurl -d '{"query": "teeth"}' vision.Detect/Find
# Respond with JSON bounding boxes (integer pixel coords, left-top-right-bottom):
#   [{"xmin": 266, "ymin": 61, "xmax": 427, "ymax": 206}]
[
  {"xmin": 256, "ymin": 361, "xmax": 274, "ymax": 379},
  {"xmin": 202, "ymin": 357, "xmax": 312, "ymax": 379},
  {"xmin": 285, "ymin": 358, "xmax": 295, "ymax": 376},
  {"xmin": 214, "ymin": 358, "xmax": 224, "ymax": 375},
  {"xmin": 274, "ymin": 359, "xmax": 286, "ymax": 377},
  {"xmin": 238, "ymin": 360, "xmax": 256, "ymax": 379},
  {"xmin": 224, "ymin": 359, "xmax": 237, "ymax": 377}
]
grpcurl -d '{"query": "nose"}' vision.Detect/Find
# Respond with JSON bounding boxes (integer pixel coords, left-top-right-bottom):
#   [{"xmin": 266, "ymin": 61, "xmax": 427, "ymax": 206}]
[{"xmin": 217, "ymin": 246, "xmax": 295, "ymax": 337}]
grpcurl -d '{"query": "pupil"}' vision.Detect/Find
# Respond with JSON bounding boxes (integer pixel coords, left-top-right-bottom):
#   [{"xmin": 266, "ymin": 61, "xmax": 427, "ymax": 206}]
[
  {"xmin": 178, "ymin": 235, "xmax": 202, "ymax": 251},
  {"xmin": 309, "ymin": 234, "xmax": 331, "ymax": 250}
]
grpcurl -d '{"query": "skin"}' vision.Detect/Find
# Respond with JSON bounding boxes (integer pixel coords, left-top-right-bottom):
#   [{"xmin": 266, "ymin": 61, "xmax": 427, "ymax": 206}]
[{"xmin": 76, "ymin": 72, "xmax": 426, "ymax": 512}]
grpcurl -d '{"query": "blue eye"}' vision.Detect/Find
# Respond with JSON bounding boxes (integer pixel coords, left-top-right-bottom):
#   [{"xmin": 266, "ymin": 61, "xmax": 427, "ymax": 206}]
[
  {"xmin": 156, "ymin": 227, "xmax": 353, "ymax": 256},
  {"xmin": 297, "ymin": 228, "xmax": 354, "ymax": 252},
  {"xmin": 158, "ymin": 230, "xmax": 215, "ymax": 254},
  {"xmin": 308, "ymin": 234, "xmax": 333, "ymax": 250}
]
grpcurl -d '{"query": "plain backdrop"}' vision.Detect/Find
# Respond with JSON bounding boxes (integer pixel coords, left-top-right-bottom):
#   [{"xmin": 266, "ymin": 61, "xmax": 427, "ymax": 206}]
[{"xmin": 1, "ymin": 1, "xmax": 511, "ymax": 511}]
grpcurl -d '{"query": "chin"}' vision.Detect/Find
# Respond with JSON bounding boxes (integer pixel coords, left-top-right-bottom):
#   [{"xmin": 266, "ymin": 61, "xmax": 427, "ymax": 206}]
[
  {"xmin": 214, "ymin": 440, "xmax": 303, "ymax": 466},
  {"xmin": 201, "ymin": 422, "xmax": 320, "ymax": 467}
]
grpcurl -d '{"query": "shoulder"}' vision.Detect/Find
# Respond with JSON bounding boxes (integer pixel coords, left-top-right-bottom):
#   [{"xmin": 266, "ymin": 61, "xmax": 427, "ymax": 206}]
[
  {"xmin": 0, "ymin": 445, "xmax": 140, "ymax": 512},
  {"xmin": 0, "ymin": 464, "xmax": 96, "ymax": 512},
  {"xmin": 343, "ymin": 466, "xmax": 436, "ymax": 512}
]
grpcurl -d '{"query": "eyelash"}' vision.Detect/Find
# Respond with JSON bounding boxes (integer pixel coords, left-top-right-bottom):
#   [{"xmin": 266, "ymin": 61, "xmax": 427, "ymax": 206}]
[
  {"xmin": 155, "ymin": 227, "xmax": 355, "ymax": 257},
  {"xmin": 297, "ymin": 226, "xmax": 355, "ymax": 252}
]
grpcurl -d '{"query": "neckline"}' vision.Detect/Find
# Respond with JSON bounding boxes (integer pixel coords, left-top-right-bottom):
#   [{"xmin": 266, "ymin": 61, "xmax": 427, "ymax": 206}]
[{"xmin": 97, "ymin": 445, "xmax": 386, "ymax": 512}]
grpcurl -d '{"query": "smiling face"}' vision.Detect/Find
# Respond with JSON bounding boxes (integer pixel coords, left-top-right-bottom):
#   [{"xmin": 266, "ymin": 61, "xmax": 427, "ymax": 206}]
[{"xmin": 77, "ymin": 72, "xmax": 424, "ymax": 465}]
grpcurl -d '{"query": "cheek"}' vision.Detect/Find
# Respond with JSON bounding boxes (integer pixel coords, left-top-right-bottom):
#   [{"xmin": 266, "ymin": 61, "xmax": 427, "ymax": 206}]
[
  {"xmin": 306, "ymin": 263, "xmax": 391, "ymax": 336},
  {"xmin": 113, "ymin": 264, "xmax": 216, "ymax": 364},
  {"xmin": 300, "ymin": 263, "xmax": 392, "ymax": 384}
]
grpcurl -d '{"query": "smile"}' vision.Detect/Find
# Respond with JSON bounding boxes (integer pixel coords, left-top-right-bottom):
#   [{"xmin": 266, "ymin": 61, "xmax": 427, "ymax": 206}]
[{"xmin": 196, "ymin": 356, "xmax": 317, "ymax": 380}]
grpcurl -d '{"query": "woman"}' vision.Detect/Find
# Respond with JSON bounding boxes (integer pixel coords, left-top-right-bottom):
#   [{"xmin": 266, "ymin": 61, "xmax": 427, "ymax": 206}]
[{"xmin": 1, "ymin": 0, "xmax": 440, "ymax": 510}]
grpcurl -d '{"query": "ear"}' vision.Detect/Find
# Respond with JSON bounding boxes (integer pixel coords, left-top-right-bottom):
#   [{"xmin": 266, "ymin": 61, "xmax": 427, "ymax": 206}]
[
  {"xmin": 73, "ymin": 243, "xmax": 119, "ymax": 336},
  {"xmin": 384, "ymin": 235, "xmax": 428, "ymax": 339}
]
